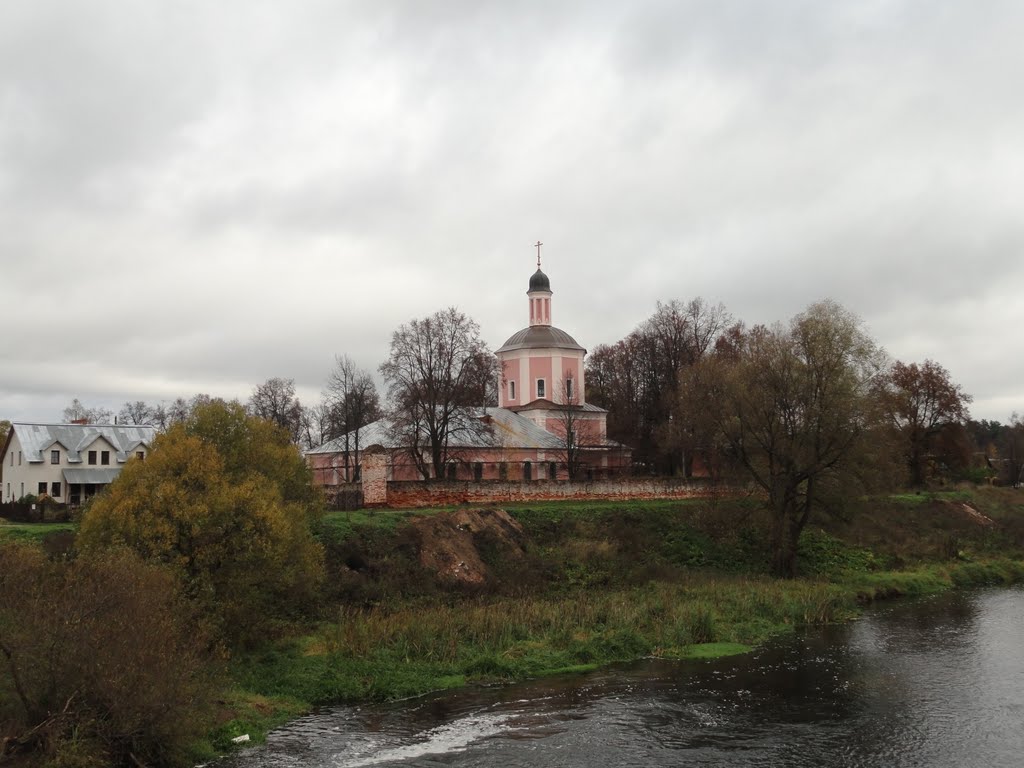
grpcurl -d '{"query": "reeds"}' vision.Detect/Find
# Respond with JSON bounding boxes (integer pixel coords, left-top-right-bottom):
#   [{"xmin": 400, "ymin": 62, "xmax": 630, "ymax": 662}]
[{"xmin": 315, "ymin": 576, "xmax": 851, "ymax": 668}]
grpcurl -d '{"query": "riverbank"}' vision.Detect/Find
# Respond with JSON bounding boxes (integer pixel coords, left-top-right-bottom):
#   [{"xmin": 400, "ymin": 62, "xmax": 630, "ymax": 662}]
[
  {"xmin": 210, "ymin": 488, "xmax": 1024, "ymax": 754},
  {"xmin": 216, "ymin": 585, "xmax": 1024, "ymax": 768}
]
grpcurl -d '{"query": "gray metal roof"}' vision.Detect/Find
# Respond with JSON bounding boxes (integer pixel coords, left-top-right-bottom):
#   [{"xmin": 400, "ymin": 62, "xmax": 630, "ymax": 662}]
[
  {"xmin": 306, "ymin": 407, "xmax": 567, "ymax": 454},
  {"xmin": 495, "ymin": 325, "xmax": 585, "ymax": 354},
  {"xmin": 63, "ymin": 468, "xmax": 122, "ymax": 485},
  {"xmin": 12, "ymin": 423, "xmax": 156, "ymax": 465},
  {"xmin": 511, "ymin": 400, "xmax": 608, "ymax": 414}
]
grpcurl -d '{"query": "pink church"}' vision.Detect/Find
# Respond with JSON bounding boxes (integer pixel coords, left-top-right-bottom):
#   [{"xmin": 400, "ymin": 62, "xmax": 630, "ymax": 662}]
[
  {"xmin": 307, "ymin": 259, "xmax": 631, "ymax": 485},
  {"xmin": 494, "ymin": 262, "xmax": 613, "ymax": 452}
]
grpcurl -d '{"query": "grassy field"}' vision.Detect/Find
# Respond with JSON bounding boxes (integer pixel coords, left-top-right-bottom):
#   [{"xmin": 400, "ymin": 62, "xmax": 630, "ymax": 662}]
[{"xmin": 0, "ymin": 520, "xmax": 74, "ymax": 542}]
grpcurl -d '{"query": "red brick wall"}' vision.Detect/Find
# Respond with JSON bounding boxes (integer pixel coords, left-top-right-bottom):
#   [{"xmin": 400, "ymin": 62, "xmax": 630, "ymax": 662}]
[
  {"xmin": 362, "ymin": 453, "xmax": 389, "ymax": 506},
  {"xmin": 383, "ymin": 477, "xmax": 714, "ymax": 508}
]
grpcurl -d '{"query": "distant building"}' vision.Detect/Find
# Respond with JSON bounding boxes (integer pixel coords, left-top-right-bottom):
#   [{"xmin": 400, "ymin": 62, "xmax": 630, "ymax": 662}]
[
  {"xmin": 307, "ymin": 257, "xmax": 630, "ymax": 485},
  {"xmin": 1, "ymin": 422, "xmax": 156, "ymax": 505}
]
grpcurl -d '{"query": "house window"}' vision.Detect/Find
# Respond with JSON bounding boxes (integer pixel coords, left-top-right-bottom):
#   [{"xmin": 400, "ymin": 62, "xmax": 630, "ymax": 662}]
[
  {"xmin": 88, "ymin": 450, "xmax": 97, "ymax": 465},
  {"xmin": 38, "ymin": 482, "xmax": 47, "ymax": 495},
  {"xmin": 51, "ymin": 482, "xmax": 61, "ymax": 498},
  {"xmin": 101, "ymin": 451, "xmax": 110, "ymax": 465},
  {"xmin": 549, "ymin": 462, "xmax": 557, "ymax": 480},
  {"xmin": 51, "ymin": 450, "xmax": 60, "ymax": 464},
  {"xmin": 446, "ymin": 463, "xmax": 457, "ymax": 480},
  {"xmin": 136, "ymin": 451, "xmax": 145, "ymax": 461},
  {"xmin": 474, "ymin": 462, "xmax": 483, "ymax": 481},
  {"xmin": 18, "ymin": 451, "xmax": 21, "ymax": 465},
  {"xmin": 523, "ymin": 461, "xmax": 532, "ymax": 481},
  {"xmin": 566, "ymin": 377, "xmax": 574, "ymax": 401},
  {"xmin": 509, "ymin": 380, "xmax": 516, "ymax": 400},
  {"xmin": 536, "ymin": 379, "xmax": 546, "ymax": 399},
  {"xmin": 20, "ymin": 483, "xmax": 23, "ymax": 499}
]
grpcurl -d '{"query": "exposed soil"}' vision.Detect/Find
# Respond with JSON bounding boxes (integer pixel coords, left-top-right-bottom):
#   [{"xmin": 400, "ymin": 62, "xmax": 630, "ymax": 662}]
[{"xmin": 411, "ymin": 509, "xmax": 526, "ymax": 585}]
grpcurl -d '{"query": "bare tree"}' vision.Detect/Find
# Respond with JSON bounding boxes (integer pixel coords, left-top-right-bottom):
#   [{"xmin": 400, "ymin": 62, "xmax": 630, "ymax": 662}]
[
  {"xmin": 380, "ymin": 307, "xmax": 498, "ymax": 480},
  {"xmin": 586, "ymin": 298, "xmax": 732, "ymax": 474},
  {"xmin": 322, "ymin": 356, "xmax": 381, "ymax": 480},
  {"xmin": 299, "ymin": 402, "xmax": 333, "ymax": 451},
  {"xmin": 117, "ymin": 401, "xmax": 155, "ymax": 425},
  {"xmin": 248, "ymin": 378, "xmax": 303, "ymax": 443},
  {"xmin": 167, "ymin": 397, "xmax": 192, "ymax": 425},
  {"xmin": 148, "ymin": 404, "xmax": 170, "ymax": 432},
  {"xmin": 62, "ymin": 399, "xmax": 113, "ymax": 424},
  {"xmin": 1001, "ymin": 413, "xmax": 1024, "ymax": 488},
  {"xmin": 549, "ymin": 379, "xmax": 585, "ymax": 480}
]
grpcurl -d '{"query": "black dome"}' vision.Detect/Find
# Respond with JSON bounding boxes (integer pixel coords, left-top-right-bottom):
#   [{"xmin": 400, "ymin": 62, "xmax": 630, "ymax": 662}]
[{"xmin": 528, "ymin": 268, "xmax": 551, "ymax": 292}]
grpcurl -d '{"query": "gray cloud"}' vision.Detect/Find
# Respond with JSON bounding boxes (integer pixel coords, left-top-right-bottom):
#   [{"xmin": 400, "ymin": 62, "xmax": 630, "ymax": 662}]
[{"xmin": 2, "ymin": 0, "xmax": 1023, "ymax": 423}]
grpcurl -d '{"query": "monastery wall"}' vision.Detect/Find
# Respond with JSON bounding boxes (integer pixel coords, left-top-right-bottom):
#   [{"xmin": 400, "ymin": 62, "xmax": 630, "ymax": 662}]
[{"xmin": 380, "ymin": 477, "xmax": 713, "ymax": 509}]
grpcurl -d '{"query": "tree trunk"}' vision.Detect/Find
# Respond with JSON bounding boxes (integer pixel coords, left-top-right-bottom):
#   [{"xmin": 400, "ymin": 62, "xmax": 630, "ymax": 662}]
[{"xmin": 769, "ymin": 494, "xmax": 800, "ymax": 579}]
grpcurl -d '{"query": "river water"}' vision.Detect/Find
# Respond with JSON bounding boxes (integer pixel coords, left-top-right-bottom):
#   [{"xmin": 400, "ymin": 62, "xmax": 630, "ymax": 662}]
[{"xmin": 224, "ymin": 587, "xmax": 1024, "ymax": 767}]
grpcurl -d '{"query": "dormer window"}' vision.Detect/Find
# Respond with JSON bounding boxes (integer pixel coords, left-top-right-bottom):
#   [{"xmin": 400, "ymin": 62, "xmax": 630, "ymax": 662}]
[
  {"xmin": 88, "ymin": 450, "xmax": 97, "ymax": 465},
  {"xmin": 101, "ymin": 451, "xmax": 110, "ymax": 466},
  {"xmin": 50, "ymin": 450, "xmax": 60, "ymax": 465}
]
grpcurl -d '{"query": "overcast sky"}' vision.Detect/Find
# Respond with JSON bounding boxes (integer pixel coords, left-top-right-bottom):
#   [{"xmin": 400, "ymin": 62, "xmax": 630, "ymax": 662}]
[{"xmin": 3, "ymin": 0, "xmax": 1022, "ymax": 424}]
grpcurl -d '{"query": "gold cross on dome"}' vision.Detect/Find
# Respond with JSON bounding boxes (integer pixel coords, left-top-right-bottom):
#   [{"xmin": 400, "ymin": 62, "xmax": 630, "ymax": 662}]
[{"xmin": 534, "ymin": 240, "xmax": 543, "ymax": 268}]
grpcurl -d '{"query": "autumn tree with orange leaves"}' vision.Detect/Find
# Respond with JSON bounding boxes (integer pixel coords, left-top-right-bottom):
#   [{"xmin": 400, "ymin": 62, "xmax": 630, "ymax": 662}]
[{"xmin": 874, "ymin": 359, "xmax": 972, "ymax": 486}]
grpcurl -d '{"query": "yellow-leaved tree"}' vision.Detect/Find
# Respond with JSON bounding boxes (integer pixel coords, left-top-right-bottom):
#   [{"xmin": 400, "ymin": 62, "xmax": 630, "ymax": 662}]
[{"xmin": 77, "ymin": 401, "xmax": 324, "ymax": 648}]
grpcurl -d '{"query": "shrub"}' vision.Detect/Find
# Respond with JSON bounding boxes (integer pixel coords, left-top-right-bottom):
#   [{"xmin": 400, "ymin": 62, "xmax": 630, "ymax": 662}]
[
  {"xmin": 0, "ymin": 543, "xmax": 219, "ymax": 767},
  {"xmin": 77, "ymin": 406, "xmax": 324, "ymax": 648}
]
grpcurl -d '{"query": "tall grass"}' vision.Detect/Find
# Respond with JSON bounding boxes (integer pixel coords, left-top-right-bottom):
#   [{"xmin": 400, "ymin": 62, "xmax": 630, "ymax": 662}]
[{"xmin": 232, "ymin": 574, "xmax": 857, "ymax": 724}]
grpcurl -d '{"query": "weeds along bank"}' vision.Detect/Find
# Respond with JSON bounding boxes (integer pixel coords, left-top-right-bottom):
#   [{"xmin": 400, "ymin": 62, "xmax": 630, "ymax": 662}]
[{"xmin": 217, "ymin": 489, "xmax": 1024, "ymax": 748}]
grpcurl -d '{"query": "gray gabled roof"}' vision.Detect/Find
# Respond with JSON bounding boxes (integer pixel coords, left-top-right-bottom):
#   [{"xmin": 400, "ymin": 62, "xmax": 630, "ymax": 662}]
[{"xmin": 12, "ymin": 423, "xmax": 156, "ymax": 465}]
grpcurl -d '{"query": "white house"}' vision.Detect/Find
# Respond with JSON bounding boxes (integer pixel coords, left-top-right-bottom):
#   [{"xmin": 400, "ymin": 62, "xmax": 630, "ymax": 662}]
[{"xmin": 1, "ymin": 422, "xmax": 156, "ymax": 505}]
